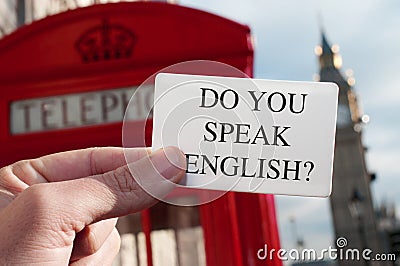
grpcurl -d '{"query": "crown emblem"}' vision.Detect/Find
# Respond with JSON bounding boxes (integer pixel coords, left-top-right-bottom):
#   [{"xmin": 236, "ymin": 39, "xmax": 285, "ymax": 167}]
[{"xmin": 75, "ymin": 19, "xmax": 136, "ymax": 63}]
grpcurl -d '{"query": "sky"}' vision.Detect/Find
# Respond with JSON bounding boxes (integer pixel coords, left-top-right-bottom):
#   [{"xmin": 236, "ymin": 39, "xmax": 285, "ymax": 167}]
[{"xmin": 179, "ymin": 0, "xmax": 400, "ymax": 257}]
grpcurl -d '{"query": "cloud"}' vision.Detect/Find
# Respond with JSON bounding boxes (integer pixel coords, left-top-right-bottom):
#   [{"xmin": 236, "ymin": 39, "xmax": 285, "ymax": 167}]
[{"xmin": 275, "ymin": 196, "xmax": 334, "ymax": 251}]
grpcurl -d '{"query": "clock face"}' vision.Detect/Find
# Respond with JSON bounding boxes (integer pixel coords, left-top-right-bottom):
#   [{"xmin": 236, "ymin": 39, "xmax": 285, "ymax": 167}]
[{"xmin": 337, "ymin": 104, "xmax": 351, "ymax": 128}]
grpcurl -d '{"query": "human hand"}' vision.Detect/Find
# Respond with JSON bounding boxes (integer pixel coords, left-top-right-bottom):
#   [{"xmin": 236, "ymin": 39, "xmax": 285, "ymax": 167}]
[{"xmin": 0, "ymin": 146, "xmax": 185, "ymax": 265}]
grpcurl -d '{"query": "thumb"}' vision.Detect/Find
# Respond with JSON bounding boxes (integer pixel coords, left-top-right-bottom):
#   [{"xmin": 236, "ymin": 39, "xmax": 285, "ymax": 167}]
[
  {"xmin": 19, "ymin": 146, "xmax": 186, "ymax": 232},
  {"xmin": 68, "ymin": 146, "xmax": 185, "ymax": 227}
]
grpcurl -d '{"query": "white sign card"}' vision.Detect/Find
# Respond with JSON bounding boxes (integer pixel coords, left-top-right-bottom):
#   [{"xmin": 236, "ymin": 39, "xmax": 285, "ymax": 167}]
[{"xmin": 152, "ymin": 73, "xmax": 338, "ymax": 197}]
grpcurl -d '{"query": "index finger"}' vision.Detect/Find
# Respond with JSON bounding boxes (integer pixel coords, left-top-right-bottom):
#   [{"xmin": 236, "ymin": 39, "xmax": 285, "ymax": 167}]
[{"xmin": 18, "ymin": 147, "xmax": 151, "ymax": 183}]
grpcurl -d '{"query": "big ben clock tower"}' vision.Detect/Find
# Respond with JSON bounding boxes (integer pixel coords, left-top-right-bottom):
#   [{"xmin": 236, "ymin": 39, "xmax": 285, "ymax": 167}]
[{"xmin": 316, "ymin": 33, "xmax": 383, "ymax": 264}]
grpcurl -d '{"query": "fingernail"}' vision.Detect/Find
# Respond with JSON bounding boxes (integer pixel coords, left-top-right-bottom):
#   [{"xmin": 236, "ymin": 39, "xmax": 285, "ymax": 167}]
[{"xmin": 150, "ymin": 146, "xmax": 186, "ymax": 181}]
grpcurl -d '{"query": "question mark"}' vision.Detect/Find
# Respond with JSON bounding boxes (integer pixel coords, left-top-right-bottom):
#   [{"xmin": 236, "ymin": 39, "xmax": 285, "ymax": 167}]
[{"xmin": 304, "ymin": 161, "xmax": 315, "ymax": 182}]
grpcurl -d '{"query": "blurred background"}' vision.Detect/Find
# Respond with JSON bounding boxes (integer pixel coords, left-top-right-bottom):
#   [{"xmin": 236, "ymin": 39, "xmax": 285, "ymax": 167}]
[{"xmin": 1, "ymin": 0, "xmax": 399, "ymax": 265}]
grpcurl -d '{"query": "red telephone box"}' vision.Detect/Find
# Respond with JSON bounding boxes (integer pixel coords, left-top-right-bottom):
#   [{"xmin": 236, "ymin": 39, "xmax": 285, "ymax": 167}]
[{"xmin": 0, "ymin": 2, "xmax": 282, "ymax": 265}]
